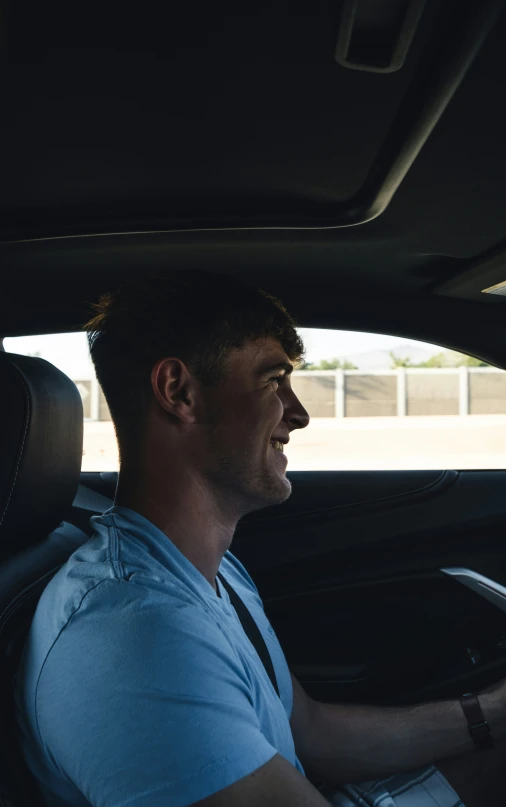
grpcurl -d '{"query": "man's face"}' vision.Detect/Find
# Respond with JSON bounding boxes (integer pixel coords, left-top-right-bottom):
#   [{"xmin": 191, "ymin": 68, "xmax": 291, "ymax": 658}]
[{"xmin": 198, "ymin": 337, "xmax": 310, "ymax": 513}]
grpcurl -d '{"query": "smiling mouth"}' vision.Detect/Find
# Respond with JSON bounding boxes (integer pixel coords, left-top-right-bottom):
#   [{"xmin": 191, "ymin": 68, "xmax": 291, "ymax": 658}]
[{"xmin": 270, "ymin": 439, "xmax": 285, "ymax": 453}]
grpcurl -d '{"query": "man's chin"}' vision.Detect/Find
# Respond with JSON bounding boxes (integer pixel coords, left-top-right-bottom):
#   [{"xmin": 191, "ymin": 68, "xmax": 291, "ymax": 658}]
[
  {"xmin": 259, "ymin": 472, "xmax": 292, "ymax": 508},
  {"xmin": 237, "ymin": 471, "xmax": 291, "ymax": 516}
]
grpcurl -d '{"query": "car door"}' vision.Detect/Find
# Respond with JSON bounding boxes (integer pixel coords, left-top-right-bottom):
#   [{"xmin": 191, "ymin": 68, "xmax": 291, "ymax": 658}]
[{"xmin": 236, "ymin": 468, "xmax": 506, "ymax": 706}]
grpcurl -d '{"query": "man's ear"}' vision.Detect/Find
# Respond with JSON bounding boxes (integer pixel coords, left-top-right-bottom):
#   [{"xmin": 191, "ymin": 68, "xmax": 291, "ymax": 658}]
[{"xmin": 150, "ymin": 358, "xmax": 198, "ymax": 424}]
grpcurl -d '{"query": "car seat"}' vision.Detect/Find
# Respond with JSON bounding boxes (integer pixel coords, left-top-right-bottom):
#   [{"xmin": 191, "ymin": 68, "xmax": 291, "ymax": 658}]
[{"xmin": 0, "ymin": 350, "xmax": 85, "ymax": 805}]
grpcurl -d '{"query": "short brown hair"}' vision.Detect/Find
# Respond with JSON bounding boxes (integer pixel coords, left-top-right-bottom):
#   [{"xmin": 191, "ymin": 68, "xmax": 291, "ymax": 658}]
[{"xmin": 85, "ymin": 271, "xmax": 304, "ymax": 447}]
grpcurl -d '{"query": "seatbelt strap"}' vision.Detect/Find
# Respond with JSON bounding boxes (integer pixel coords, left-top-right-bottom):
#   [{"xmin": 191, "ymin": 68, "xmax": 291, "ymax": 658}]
[{"xmin": 216, "ymin": 572, "xmax": 280, "ymax": 699}]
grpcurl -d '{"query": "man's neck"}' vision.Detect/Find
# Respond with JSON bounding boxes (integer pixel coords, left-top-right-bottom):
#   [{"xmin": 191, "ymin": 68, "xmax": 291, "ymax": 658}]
[{"xmin": 115, "ymin": 469, "xmax": 238, "ymax": 591}]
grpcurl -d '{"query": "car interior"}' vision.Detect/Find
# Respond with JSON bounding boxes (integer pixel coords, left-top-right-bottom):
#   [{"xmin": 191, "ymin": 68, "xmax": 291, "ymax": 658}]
[{"xmin": 2, "ymin": 0, "xmax": 506, "ymax": 804}]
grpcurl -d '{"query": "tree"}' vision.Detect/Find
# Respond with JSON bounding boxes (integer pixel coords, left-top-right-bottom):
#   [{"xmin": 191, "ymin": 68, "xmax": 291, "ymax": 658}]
[
  {"xmin": 389, "ymin": 352, "xmax": 415, "ymax": 368},
  {"xmin": 298, "ymin": 357, "xmax": 357, "ymax": 371},
  {"xmin": 413, "ymin": 351, "xmax": 448, "ymax": 368},
  {"xmin": 455, "ymin": 354, "xmax": 489, "ymax": 367},
  {"xmin": 413, "ymin": 350, "xmax": 489, "ymax": 368}
]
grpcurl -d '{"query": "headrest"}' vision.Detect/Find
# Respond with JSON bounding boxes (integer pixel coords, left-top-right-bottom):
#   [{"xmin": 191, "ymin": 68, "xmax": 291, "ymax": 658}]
[{"xmin": 0, "ymin": 352, "xmax": 83, "ymax": 558}]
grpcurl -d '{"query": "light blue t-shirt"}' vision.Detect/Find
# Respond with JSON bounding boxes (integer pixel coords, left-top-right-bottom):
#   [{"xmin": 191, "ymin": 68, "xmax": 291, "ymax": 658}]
[{"xmin": 14, "ymin": 506, "xmax": 304, "ymax": 807}]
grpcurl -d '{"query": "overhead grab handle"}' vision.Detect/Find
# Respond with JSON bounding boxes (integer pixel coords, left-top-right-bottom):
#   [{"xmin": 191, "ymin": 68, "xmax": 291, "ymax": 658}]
[{"xmin": 335, "ymin": 0, "xmax": 428, "ymax": 74}]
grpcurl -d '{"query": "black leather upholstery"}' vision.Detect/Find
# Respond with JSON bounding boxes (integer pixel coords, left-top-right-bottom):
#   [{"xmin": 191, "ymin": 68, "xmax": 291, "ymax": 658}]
[
  {"xmin": 0, "ymin": 352, "xmax": 85, "ymax": 805},
  {"xmin": 0, "ymin": 352, "xmax": 83, "ymax": 558}
]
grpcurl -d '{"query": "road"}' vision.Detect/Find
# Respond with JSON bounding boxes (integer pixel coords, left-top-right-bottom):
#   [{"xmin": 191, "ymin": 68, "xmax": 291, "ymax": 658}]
[{"xmin": 82, "ymin": 415, "xmax": 506, "ymax": 472}]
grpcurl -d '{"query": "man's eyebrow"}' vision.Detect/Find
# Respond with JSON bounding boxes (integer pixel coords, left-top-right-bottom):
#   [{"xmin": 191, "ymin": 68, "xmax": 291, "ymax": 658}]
[{"xmin": 258, "ymin": 361, "xmax": 294, "ymax": 376}]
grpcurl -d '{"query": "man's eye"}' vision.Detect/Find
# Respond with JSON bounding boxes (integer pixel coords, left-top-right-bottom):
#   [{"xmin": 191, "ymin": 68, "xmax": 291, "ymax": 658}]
[{"xmin": 270, "ymin": 374, "xmax": 285, "ymax": 385}]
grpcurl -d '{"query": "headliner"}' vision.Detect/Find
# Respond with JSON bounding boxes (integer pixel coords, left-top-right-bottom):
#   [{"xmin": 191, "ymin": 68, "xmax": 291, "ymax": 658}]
[{"xmin": 2, "ymin": 0, "xmax": 506, "ymax": 364}]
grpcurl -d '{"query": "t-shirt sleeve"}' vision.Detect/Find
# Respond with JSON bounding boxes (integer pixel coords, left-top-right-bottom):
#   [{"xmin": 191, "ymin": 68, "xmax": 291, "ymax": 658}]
[{"xmin": 35, "ymin": 580, "xmax": 279, "ymax": 807}]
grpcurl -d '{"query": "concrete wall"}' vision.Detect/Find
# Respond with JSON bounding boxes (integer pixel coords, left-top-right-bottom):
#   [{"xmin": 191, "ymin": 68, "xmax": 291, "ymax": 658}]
[
  {"xmin": 292, "ymin": 368, "xmax": 506, "ymax": 418},
  {"xmin": 74, "ymin": 380, "xmax": 92, "ymax": 419},
  {"xmin": 406, "ymin": 373, "xmax": 459, "ymax": 416},
  {"xmin": 469, "ymin": 372, "xmax": 506, "ymax": 414},
  {"xmin": 290, "ymin": 374, "xmax": 335, "ymax": 418},
  {"xmin": 344, "ymin": 374, "xmax": 397, "ymax": 417},
  {"xmin": 77, "ymin": 368, "xmax": 506, "ymax": 421}
]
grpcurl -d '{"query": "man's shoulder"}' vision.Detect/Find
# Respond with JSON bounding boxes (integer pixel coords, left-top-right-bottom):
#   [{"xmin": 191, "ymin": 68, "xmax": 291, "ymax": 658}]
[
  {"xmin": 24, "ymin": 540, "xmax": 230, "ymax": 701},
  {"xmin": 21, "ymin": 568, "xmax": 238, "ymax": 745},
  {"xmin": 35, "ymin": 557, "xmax": 224, "ymax": 654}
]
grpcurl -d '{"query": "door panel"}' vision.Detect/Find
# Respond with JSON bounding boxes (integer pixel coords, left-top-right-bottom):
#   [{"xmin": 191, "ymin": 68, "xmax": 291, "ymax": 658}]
[
  {"xmin": 262, "ymin": 571, "xmax": 506, "ymax": 705},
  {"xmin": 234, "ymin": 471, "xmax": 506, "ymax": 573},
  {"xmin": 80, "ymin": 469, "xmax": 506, "ymax": 705}
]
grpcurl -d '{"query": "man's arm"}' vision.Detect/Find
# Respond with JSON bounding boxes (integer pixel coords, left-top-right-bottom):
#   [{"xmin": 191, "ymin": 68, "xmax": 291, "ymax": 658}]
[
  {"xmin": 289, "ymin": 672, "xmax": 506, "ymax": 785},
  {"xmin": 195, "ymin": 754, "xmax": 330, "ymax": 806}
]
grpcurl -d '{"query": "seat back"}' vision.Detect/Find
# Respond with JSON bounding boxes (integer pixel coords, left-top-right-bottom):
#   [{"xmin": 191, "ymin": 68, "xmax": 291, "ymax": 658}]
[{"xmin": 0, "ymin": 351, "xmax": 84, "ymax": 805}]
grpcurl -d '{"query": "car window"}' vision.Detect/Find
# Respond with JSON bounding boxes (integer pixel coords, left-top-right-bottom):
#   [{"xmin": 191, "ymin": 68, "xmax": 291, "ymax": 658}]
[
  {"xmin": 4, "ymin": 333, "xmax": 116, "ymax": 472},
  {"xmin": 4, "ymin": 329, "xmax": 506, "ymax": 472}
]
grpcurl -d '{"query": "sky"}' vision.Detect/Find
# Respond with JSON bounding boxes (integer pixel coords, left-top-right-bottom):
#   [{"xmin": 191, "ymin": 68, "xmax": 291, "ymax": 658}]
[
  {"xmin": 3, "ymin": 329, "xmax": 438, "ymax": 378},
  {"xmin": 297, "ymin": 328, "xmax": 435, "ymax": 364}
]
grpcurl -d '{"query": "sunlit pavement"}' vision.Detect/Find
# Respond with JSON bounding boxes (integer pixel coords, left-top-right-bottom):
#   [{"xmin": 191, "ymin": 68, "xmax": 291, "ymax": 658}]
[{"xmin": 82, "ymin": 415, "xmax": 506, "ymax": 473}]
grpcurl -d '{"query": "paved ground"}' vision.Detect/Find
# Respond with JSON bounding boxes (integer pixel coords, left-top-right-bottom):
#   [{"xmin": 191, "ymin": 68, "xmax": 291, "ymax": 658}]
[
  {"xmin": 286, "ymin": 414, "xmax": 506, "ymax": 470},
  {"xmin": 82, "ymin": 415, "xmax": 506, "ymax": 472}
]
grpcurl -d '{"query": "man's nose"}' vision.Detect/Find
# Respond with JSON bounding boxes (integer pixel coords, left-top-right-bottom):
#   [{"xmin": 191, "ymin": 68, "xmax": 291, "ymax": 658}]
[{"xmin": 284, "ymin": 388, "xmax": 310, "ymax": 431}]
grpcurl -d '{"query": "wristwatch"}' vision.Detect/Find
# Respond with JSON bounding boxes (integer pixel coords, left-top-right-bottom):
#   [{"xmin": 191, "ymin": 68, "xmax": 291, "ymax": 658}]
[{"xmin": 459, "ymin": 692, "xmax": 495, "ymax": 750}]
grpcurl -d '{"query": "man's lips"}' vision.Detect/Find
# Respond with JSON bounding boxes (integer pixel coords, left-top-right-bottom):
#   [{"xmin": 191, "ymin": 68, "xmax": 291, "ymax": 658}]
[
  {"xmin": 269, "ymin": 439, "xmax": 288, "ymax": 464},
  {"xmin": 270, "ymin": 434, "xmax": 289, "ymax": 449}
]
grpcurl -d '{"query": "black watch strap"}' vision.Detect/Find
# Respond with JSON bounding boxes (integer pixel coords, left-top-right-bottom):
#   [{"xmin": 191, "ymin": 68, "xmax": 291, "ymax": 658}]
[{"xmin": 459, "ymin": 693, "xmax": 495, "ymax": 750}]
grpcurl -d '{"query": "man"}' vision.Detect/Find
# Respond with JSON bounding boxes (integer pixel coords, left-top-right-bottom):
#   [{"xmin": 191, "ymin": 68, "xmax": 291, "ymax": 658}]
[{"xmin": 14, "ymin": 271, "xmax": 506, "ymax": 807}]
